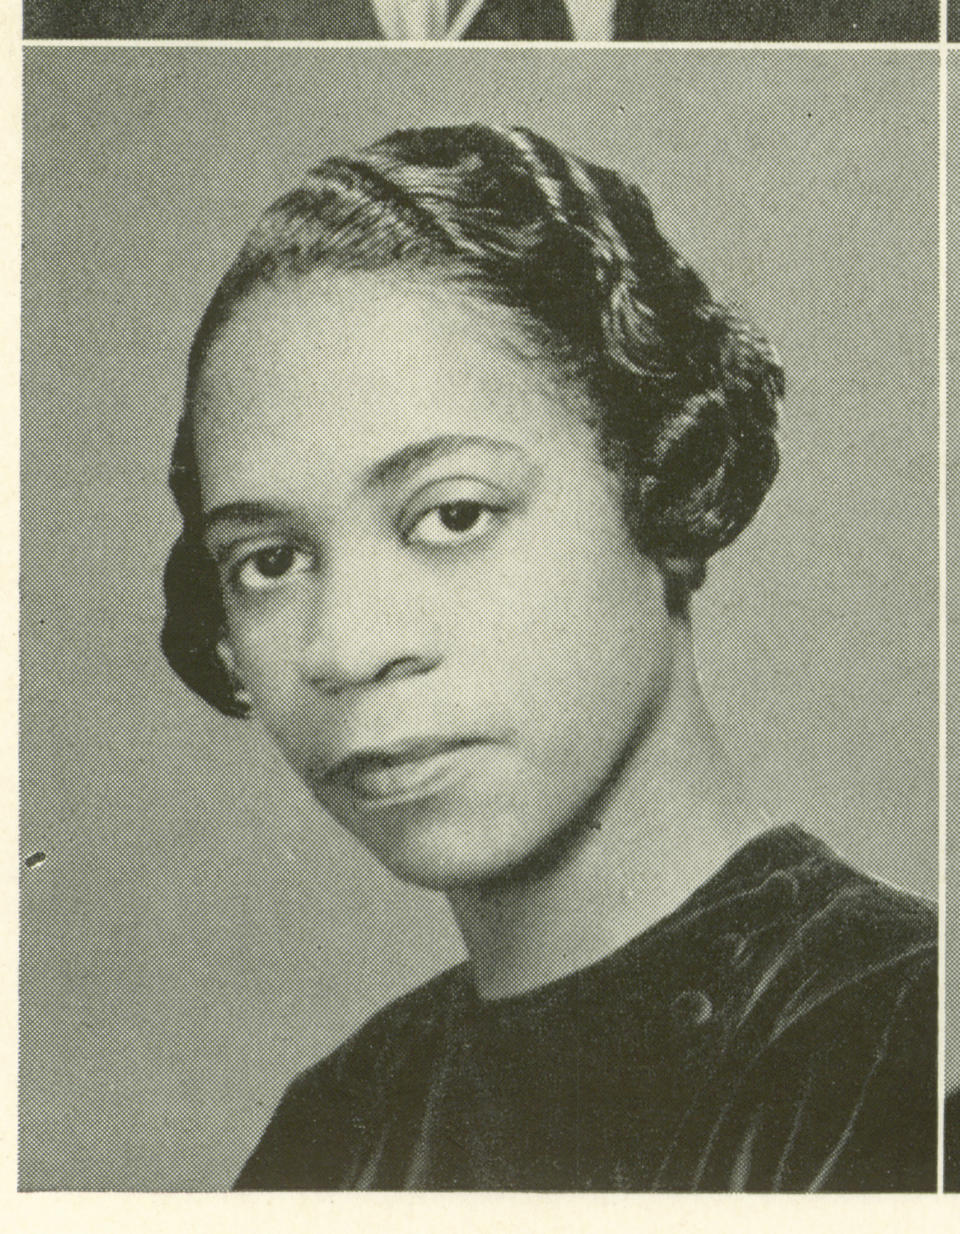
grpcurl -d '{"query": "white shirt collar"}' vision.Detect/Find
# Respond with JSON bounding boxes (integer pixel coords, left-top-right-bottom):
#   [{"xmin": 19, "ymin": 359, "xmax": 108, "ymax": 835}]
[{"xmin": 370, "ymin": 0, "xmax": 616, "ymax": 40}]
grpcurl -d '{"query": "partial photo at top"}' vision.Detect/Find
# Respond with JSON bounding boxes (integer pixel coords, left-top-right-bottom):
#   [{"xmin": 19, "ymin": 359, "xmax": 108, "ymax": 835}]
[{"xmin": 23, "ymin": 0, "xmax": 939, "ymax": 40}]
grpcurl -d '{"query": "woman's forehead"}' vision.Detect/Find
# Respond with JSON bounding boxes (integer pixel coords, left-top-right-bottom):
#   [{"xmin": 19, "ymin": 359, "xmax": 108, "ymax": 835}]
[{"xmin": 191, "ymin": 274, "xmax": 594, "ymax": 509}]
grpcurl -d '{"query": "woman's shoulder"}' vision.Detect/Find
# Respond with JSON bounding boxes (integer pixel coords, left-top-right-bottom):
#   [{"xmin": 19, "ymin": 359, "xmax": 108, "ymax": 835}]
[
  {"xmin": 656, "ymin": 827, "xmax": 937, "ymax": 1191},
  {"xmin": 762, "ymin": 828, "xmax": 935, "ymax": 987},
  {"xmin": 233, "ymin": 961, "xmax": 467, "ymax": 1190},
  {"xmin": 292, "ymin": 961, "xmax": 468, "ymax": 1092},
  {"xmin": 697, "ymin": 823, "xmax": 934, "ymax": 946},
  {"xmin": 689, "ymin": 825, "xmax": 936, "ymax": 1036}
]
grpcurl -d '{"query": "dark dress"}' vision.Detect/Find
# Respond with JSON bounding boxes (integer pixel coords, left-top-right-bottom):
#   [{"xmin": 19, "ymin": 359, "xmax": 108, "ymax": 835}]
[
  {"xmin": 235, "ymin": 826, "xmax": 936, "ymax": 1191},
  {"xmin": 24, "ymin": 0, "xmax": 937, "ymax": 40},
  {"xmin": 946, "ymin": 1089, "xmax": 960, "ymax": 1191}
]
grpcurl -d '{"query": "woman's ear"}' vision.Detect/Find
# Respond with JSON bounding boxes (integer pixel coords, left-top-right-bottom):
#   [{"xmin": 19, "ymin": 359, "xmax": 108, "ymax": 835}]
[{"xmin": 216, "ymin": 638, "xmax": 250, "ymax": 709}]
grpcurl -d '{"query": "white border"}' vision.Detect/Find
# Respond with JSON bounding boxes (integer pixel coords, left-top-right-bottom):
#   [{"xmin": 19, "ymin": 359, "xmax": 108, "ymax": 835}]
[{"xmin": 11, "ymin": 5, "xmax": 958, "ymax": 1228}]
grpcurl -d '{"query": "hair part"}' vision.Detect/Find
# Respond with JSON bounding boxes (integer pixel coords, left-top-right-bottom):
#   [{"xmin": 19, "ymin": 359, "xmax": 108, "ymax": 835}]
[{"xmin": 164, "ymin": 124, "xmax": 783, "ymax": 717}]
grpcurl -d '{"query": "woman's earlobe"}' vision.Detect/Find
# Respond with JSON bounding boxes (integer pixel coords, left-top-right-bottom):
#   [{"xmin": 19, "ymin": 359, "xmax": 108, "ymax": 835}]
[
  {"xmin": 216, "ymin": 639, "xmax": 251, "ymax": 709},
  {"xmin": 216, "ymin": 637, "xmax": 236, "ymax": 676}
]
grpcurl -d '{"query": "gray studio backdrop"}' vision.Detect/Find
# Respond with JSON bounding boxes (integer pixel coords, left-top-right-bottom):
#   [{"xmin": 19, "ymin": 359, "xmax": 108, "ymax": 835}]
[{"xmin": 21, "ymin": 47, "xmax": 939, "ymax": 1190}]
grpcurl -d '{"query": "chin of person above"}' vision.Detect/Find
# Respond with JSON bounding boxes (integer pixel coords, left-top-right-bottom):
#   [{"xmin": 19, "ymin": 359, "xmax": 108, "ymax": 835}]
[
  {"xmin": 161, "ymin": 125, "xmax": 937, "ymax": 1193},
  {"xmin": 24, "ymin": 0, "xmax": 937, "ymax": 40}
]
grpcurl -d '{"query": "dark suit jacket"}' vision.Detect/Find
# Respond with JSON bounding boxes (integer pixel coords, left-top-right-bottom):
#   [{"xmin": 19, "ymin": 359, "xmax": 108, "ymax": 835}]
[{"xmin": 25, "ymin": 0, "xmax": 938, "ymax": 40}]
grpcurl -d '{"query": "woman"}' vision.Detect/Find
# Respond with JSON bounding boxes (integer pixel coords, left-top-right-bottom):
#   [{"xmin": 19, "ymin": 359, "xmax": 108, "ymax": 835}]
[{"xmin": 162, "ymin": 124, "xmax": 936, "ymax": 1191}]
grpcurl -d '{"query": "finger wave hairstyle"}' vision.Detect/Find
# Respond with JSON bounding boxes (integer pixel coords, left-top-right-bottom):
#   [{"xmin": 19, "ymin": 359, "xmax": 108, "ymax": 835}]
[{"xmin": 163, "ymin": 124, "xmax": 784, "ymax": 718}]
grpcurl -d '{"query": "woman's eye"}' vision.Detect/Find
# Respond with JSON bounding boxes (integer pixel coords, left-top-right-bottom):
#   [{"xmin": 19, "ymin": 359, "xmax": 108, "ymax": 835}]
[
  {"xmin": 406, "ymin": 501, "xmax": 500, "ymax": 546},
  {"xmin": 231, "ymin": 545, "xmax": 312, "ymax": 592}
]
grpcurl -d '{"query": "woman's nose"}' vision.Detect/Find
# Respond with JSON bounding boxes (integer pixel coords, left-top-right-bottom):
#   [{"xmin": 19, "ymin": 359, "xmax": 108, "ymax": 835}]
[{"xmin": 294, "ymin": 552, "xmax": 442, "ymax": 695}]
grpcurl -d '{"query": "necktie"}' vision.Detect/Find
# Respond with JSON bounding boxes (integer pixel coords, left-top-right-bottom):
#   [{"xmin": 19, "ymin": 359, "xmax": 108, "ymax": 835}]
[
  {"xmin": 455, "ymin": 0, "xmax": 574, "ymax": 38},
  {"xmin": 372, "ymin": 0, "xmax": 576, "ymax": 38}
]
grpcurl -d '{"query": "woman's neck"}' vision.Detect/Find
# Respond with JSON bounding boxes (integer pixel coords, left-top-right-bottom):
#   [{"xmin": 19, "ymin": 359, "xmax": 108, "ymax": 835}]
[{"xmin": 446, "ymin": 626, "xmax": 773, "ymax": 1001}]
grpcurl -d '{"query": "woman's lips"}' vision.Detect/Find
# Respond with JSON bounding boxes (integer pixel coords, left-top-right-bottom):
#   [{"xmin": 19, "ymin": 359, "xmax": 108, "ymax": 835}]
[{"xmin": 324, "ymin": 739, "xmax": 483, "ymax": 805}]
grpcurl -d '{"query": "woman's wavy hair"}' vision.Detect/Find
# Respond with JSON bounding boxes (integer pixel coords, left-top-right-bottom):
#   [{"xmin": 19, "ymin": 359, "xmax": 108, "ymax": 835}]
[{"xmin": 163, "ymin": 124, "xmax": 784, "ymax": 717}]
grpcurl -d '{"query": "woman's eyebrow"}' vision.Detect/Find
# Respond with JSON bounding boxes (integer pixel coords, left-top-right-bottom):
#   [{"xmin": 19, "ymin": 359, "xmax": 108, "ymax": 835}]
[
  {"xmin": 200, "ymin": 437, "xmax": 528, "ymax": 536},
  {"xmin": 364, "ymin": 435, "xmax": 525, "ymax": 489},
  {"xmin": 200, "ymin": 501, "xmax": 289, "ymax": 537}
]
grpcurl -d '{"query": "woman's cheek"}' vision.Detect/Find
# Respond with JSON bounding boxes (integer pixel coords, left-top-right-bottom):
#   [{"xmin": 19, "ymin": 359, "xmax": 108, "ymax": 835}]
[{"xmin": 227, "ymin": 609, "xmax": 301, "ymax": 707}]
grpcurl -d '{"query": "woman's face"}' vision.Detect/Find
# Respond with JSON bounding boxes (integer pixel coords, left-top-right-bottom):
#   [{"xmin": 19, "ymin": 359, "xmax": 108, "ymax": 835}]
[{"xmin": 193, "ymin": 273, "xmax": 678, "ymax": 890}]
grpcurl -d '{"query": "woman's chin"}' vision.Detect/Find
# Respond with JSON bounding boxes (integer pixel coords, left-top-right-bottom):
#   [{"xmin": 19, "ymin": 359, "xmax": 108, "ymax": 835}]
[{"xmin": 344, "ymin": 801, "xmax": 562, "ymax": 893}]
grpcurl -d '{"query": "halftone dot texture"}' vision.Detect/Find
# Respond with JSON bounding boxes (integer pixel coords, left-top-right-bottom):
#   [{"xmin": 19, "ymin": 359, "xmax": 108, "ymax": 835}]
[
  {"xmin": 21, "ymin": 46, "xmax": 939, "ymax": 1191},
  {"xmin": 20, "ymin": 0, "xmax": 942, "ymax": 38},
  {"xmin": 945, "ymin": 52, "xmax": 960, "ymax": 1126}
]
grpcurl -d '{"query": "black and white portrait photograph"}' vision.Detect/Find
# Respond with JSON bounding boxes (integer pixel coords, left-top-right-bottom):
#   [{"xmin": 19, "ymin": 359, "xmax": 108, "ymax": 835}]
[
  {"xmin": 19, "ymin": 45, "xmax": 943, "ymax": 1205},
  {"xmin": 22, "ymin": 0, "xmax": 941, "ymax": 43}
]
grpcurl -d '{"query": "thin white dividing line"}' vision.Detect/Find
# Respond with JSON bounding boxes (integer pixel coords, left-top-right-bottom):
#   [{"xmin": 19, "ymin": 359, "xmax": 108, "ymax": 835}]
[{"xmin": 938, "ymin": 30, "xmax": 948, "ymax": 1197}]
